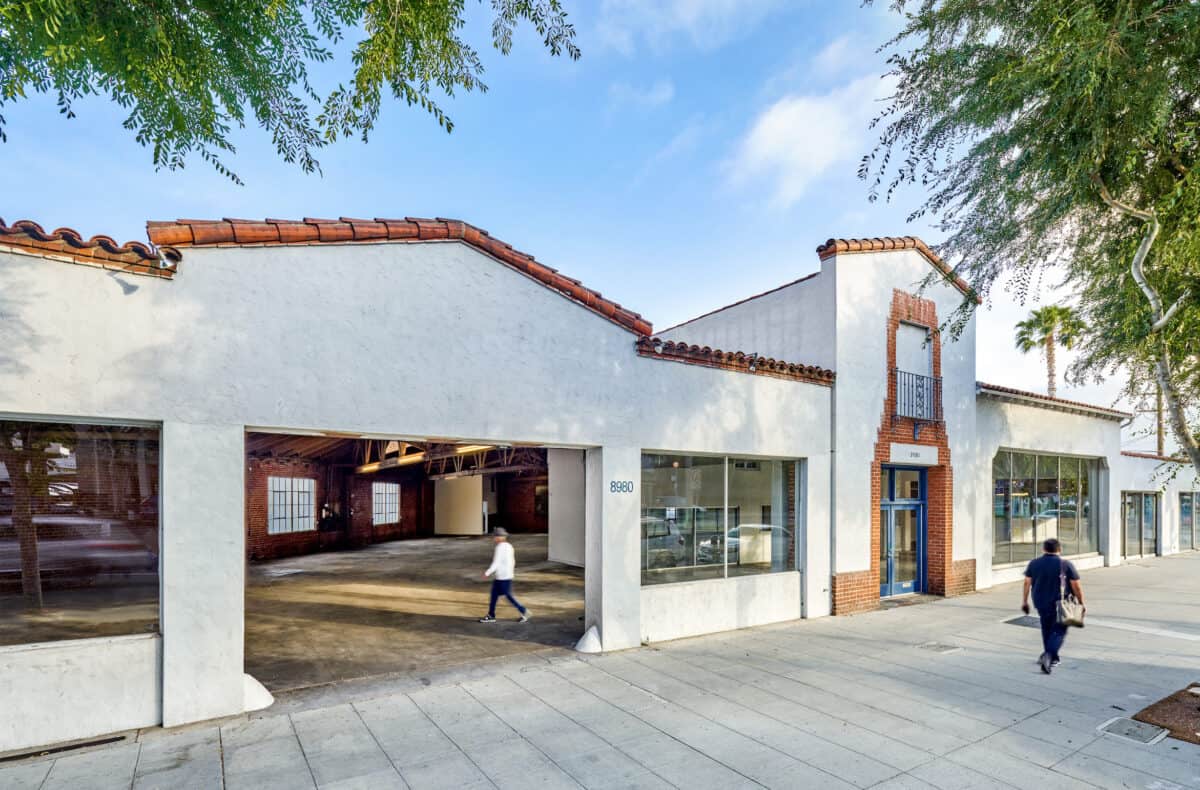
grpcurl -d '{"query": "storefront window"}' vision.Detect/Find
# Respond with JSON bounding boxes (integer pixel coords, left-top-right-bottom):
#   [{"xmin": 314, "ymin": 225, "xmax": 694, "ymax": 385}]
[
  {"xmin": 991, "ymin": 450, "xmax": 1100, "ymax": 567},
  {"xmin": 641, "ymin": 454, "xmax": 797, "ymax": 585},
  {"xmin": 0, "ymin": 420, "xmax": 160, "ymax": 646},
  {"xmin": 1181, "ymin": 494, "xmax": 1195, "ymax": 551}
]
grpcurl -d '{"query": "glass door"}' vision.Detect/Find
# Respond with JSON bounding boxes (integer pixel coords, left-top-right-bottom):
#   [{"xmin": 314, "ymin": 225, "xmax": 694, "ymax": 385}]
[
  {"xmin": 1182, "ymin": 494, "xmax": 1195, "ymax": 552},
  {"xmin": 880, "ymin": 506, "xmax": 922, "ymax": 596},
  {"xmin": 1122, "ymin": 492, "xmax": 1160, "ymax": 557}
]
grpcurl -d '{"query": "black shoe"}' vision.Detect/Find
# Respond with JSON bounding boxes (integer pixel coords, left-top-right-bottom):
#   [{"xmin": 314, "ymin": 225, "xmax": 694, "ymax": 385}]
[
  {"xmin": 1051, "ymin": 658, "xmax": 1061, "ymax": 667},
  {"xmin": 479, "ymin": 615, "xmax": 496, "ymax": 623},
  {"xmin": 1039, "ymin": 654, "xmax": 1052, "ymax": 674}
]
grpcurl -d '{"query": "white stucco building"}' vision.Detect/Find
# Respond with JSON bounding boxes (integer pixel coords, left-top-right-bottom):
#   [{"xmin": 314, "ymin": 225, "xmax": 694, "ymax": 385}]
[{"xmin": 0, "ymin": 216, "xmax": 1196, "ymax": 754}]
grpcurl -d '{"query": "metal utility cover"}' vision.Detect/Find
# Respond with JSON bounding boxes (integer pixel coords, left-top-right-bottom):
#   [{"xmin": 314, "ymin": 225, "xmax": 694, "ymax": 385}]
[
  {"xmin": 917, "ymin": 642, "xmax": 962, "ymax": 654},
  {"xmin": 1098, "ymin": 717, "xmax": 1168, "ymax": 745},
  {"xmin": 1005, "ymin": 616, "xmax": 1041, "ymax": 628}
]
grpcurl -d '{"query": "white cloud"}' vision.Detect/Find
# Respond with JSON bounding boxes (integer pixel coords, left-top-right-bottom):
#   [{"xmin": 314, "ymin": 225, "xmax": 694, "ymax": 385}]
[
  {"xmin": 812, "ymin": 35, "xmax": 857, "ymax": 77},
  {"xmin": 596, "ymin": 0, "xmax": 782, "ymax": 54},
  {"xmin": 727, "ymin": 73, "xmax": 894, "ymax": 208},
  {"xmin": 630, "ymin": 117, "xmax": 707, "ymax": 188},
  {"xmin": 608, "ymin": 79, "xmax": 676, "ymax": 110}
]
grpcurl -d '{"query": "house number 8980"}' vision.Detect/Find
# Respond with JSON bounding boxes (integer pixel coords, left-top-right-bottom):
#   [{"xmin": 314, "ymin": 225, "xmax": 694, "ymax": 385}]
[{"xmin": 609, "ymin": 480, "xmax": 634, "ymax": 493}]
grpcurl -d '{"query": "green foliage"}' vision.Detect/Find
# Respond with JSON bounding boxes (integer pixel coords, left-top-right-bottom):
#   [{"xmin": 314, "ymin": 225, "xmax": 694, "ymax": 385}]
[
  {"xmin": 1014, "ymin": 306, "xmax": 1084, "ymax": 355},
  {"xmin": 863, "ymin": 0, "xmax": 1200, "ymax": 448},
  {"xmin": 0, "ymin": 0, "xmax": 579, "ymax": 182}
]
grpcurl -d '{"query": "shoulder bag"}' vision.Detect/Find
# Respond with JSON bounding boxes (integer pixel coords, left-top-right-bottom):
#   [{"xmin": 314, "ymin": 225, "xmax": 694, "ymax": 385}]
[{"xmin": 1056, "ymin": 558, "xmax": 1085, "ymax": 628}]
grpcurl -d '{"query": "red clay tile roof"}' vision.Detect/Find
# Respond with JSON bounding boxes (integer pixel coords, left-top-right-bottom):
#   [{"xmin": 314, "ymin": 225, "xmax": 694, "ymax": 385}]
[
  {"xmin": 146, "ymin": 217, "xmax": 652, "ymax": 335},
  {"xmin": 0, "ymin": 218, "xmax": 179, "ymax": 278},
  {"xmin": 637, "ymin": 337, "xmax": 835, "ymax": 386},
  {"xmin": 1120, "ymin": 450, "xmax": 1190, "ymax": 464},
  {"xmin": 817, "ymin": 237, "xmax": 981, "ymax": 305},
  {"xmin": 976, "ymin": 382, "xmax": 1131, "ymax": 420}
]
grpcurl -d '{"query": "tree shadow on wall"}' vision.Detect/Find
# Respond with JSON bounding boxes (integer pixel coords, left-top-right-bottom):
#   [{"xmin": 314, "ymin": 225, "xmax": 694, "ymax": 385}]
[{"xmin": 0, "ymin": 279, "xmax": 40, "ymax": 377}]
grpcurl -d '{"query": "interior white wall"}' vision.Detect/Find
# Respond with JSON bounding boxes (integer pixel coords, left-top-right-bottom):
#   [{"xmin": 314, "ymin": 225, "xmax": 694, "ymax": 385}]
[
  {"xmin": 434, "ymin": 476, "xmax": 484, "ymax": 535},
  {"xmin": 547, "ymin": 448, "xmax": 586, "ymax": 567},
  {"xmin": 0, "ymin": 635, "xmax": 160, "ymax": 754}
]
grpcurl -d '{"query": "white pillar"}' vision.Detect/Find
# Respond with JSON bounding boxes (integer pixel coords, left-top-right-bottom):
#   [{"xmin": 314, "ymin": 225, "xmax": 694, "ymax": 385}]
[
  {"xmin": 160, "ymin": 421, "xmax": 246, "ymax": 727},
  {"xmin": 584, "ymin": 446, "xmax": 641, "ymax": 651}
]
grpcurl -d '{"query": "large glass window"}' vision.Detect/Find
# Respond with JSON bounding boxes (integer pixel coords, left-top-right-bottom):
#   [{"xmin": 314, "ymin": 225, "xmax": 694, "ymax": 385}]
[
  {"xmin": 0, "ymin": 420, "xmax": 160, "ymax": 646},
  {"xmin": 267, "ymin": 476, "xmax": 316, "ymax": 534},
  {"xmin": 991, "ymin": 450, "xmax": 1100, "ymax": 566},
  {"xmin": 372, "ymin": 481, "xmax": 400, "ymax": 526},
  {"xmin": 641, "ymin": 454, "xmax": 797, "ymax": 585},
  {"xmin": 1181, "ymin": 493, "xmax": 1195, "ymax": 552},
  {"xmin": 1122, "ymin": 492, "xmax": 1160, "ymax": 557}
]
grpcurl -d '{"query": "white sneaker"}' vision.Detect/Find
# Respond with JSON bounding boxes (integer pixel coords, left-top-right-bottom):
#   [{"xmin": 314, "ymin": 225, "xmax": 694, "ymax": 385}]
[{"xmin": 519, "ymin": 611, "xmax": 531, "ymax": 623}]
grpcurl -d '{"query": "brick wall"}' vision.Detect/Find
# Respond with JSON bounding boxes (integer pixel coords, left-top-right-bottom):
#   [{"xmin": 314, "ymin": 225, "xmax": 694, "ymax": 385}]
[
  {"xmin": 835, "ymin": 290, "xmax": 975, "ymax": 614},
  {"xmin": 347, "ymin": 467, "xmax": 429, "ymax": 545},
  {"xmin": 245, "ymin": 456, "xmax": 331, "ymax": 561},
  {"xmin": 495, "ymin": 475, "xmax": 548, "ymax": 534}
]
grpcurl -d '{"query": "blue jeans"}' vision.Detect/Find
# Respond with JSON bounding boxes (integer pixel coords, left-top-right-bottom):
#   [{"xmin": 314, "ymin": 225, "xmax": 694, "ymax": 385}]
[
  {"xmin": 1038, "ymin": 606, "xmax": 1067, "ymax": 661},
  {"xmin": 489, "ymin": 579, "xmax": 525, "ymax": 617}
]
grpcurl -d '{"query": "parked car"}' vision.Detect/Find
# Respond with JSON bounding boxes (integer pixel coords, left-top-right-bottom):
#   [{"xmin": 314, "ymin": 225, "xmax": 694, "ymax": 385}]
[
  {"xmin": 698, "ymin": 524, "xmax": 792, "ymax": 564},
  {"xmin": 0, "ymin": 515, "xmax": 157, "ymax": 583},
  {"xmin": 641, "ymin": 516, "xmax": 687, "ymax": 569}
]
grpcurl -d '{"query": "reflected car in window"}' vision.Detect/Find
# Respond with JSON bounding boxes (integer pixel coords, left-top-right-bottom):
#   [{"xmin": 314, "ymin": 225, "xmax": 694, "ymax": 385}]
[
  {"xmin": 698, "ymin": 525, "xmax": 791, "ymax": 564},
  {"xmin": 641, "ymin": 516, "xmax": 686, "ymax": 568},
  {"xmin": 0, "ymin": 515, "xmax": 158, "ymax": 583}
]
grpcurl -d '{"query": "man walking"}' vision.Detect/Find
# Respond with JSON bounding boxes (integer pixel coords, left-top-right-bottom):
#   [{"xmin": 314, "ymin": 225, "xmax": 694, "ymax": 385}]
[
  {"xmin": 479, "ymin": 528, "xmax": 531, "ymax": 623},
  {"xmin": 1022, "ymin": 538, "xmax": 1085, "ymax": 674}
]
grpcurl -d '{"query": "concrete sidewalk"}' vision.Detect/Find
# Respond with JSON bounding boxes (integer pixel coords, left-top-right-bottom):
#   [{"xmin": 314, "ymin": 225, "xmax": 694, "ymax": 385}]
[{"xmin": 4, "ymin": 554, "xmax": 1199, "ymax": 789}]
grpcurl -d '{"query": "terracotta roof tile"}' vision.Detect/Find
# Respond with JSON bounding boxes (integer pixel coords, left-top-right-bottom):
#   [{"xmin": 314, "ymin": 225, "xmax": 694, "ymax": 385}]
[
  {"xmin": 976, "ymin": 382, "xmax": 1131, "ymax": 419},
  {"xmin": 637, "ymin": 337, "xmax": 835, "ymax": 386},
  {"xmin": 817, "ymin": 236, "xmax": 981, "ymax": 304},
  {"xmin": 146, "ymin": 216, "xmax": 653, "ymax": 335},
  {"xmin": 0, "ymin": 218, "xmax": 178, "ymax": 277}
]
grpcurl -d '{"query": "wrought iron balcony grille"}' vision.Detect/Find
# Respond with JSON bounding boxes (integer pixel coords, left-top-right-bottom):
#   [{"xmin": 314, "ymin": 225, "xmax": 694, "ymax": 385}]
[{"xmin": 894, "ymin": 369, "xmax": 943, "ymax": 425}]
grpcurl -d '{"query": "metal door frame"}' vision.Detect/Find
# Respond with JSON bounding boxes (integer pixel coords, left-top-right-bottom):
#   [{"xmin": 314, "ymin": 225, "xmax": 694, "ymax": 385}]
[{"xmin": 880, "ymin": 466, "xmax": 928, "ymax": 597}]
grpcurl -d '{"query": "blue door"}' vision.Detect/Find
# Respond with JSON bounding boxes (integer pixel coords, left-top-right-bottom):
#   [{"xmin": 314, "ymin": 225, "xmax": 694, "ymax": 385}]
[{"xmin": 880, "ymin": 466, "xmax": 927, "ymax": 597}]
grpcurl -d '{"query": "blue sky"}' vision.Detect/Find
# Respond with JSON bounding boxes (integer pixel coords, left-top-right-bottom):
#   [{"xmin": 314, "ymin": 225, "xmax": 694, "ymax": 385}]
[{"xmin": 0, "ymin": 1, "xmax": 1159, "ymax": 449}]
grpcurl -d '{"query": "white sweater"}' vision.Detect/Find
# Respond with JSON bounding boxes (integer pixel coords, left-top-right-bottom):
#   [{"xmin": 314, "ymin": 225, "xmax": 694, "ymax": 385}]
[{"xmin": 485, "ymin": 541, "xmax": 515, "ymax": 581}]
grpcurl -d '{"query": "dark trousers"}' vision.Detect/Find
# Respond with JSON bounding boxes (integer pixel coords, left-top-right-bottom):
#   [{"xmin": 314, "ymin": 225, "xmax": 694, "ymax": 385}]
[
  {"xmin": 489, "ymin": 579, "xmax": 525, "ymax": 617},
  {"xmin": 1038, "ymin": 606, "xmax": 1067, "ymax": 661}
]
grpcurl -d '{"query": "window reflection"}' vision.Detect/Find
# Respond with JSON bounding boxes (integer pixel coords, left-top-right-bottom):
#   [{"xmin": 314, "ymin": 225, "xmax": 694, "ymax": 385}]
[
  {"xmin": 991, "ymin": 451, "xmax": 1099, "ymax": 567},
  {"xmin": 640, "ymin": 454, "xmax": 797, "ymax": 585},
  {"xmin": 0, "ymin": 421, "xmax": 159, "ymax": 646}
]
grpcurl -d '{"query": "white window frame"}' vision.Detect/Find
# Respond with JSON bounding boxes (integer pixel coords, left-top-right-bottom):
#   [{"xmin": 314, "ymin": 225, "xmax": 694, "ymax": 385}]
[
  {"xmin": 372, "ymin": 481, "xmax": 401, "ymax": 526},
  {"xmin": 267, "ymin": 476, "xmax": 316, "ymax": 534}
]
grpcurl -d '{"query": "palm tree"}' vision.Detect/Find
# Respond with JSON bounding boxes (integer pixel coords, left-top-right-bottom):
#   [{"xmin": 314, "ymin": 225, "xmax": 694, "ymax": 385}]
[{"xmin": 1014, "ymin": 306, "xmax": 1085, "ymax": 397}]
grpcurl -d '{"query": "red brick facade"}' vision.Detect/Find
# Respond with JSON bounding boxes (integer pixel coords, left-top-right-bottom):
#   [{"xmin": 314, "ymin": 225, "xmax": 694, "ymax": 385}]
[{"xmin": 832, "ymin": 289, "xmax": 975, "ymax": 614}]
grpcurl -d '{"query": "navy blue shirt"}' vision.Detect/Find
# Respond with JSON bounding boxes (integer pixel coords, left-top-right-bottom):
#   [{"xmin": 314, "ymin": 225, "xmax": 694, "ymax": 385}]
[{"xmin": 1025, "ymin": 554, "xmax": 1079, "ymax": 611}]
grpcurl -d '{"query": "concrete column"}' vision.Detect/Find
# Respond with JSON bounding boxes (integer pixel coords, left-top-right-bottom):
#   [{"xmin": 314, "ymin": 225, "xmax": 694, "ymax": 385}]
[
  {"xmin": 802, "ymin": 454, "xmax": 833, "ymax": 617},
  {"xmin": 584, "ymin": 446, "xmax": 641, "ymax": 651},
  {"xmin": 160, "ymin": 422, "xmax": 246, "ymax": 727}
]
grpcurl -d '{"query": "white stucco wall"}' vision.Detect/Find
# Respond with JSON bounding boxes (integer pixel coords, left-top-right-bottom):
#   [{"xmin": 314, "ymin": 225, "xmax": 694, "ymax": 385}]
[
  {"xmin": 0, "ymin": 635, "xmax": 160, "ymax": 754},
  {"xmin": 657, "ymin": 272, "xmax": 835, "ymax": 370},
  {"xmin": 1111, "ymin": 455, "xmax": 1200, "ymax": 556},
  {"xmin": 0, "ymin": 240, "xmax": 832, "ymax": 747},
  {"xmin": 640, "ymin": 571, "xmax": 802, "ymax": 643},
  {"xmin": 547, "ymin": 448, "xmax": 586, "ymax": 566},
  {"xmin": 434, "ymin": 476, "xmax": 484, "ymax": 535}
]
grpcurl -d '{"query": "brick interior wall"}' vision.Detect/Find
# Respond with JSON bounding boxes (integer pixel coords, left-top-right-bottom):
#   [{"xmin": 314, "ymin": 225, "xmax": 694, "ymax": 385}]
[
  {"xmin": 347, "ymin": 467, "xmax": 430, "ymax": 545},
  {"xmin": 246, "ymin": 456, "xmax": 331, "ymax": 561},
  {"xmin": 835, "ymin": 289, "xmax": 976, "ymax": 615},
  {"xmin": 495, "ymin": 475, "xmax": 548, "ymax": 534}
]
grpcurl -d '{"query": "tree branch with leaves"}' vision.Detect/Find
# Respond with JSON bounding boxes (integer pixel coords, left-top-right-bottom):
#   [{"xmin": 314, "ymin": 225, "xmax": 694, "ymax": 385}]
[
  {"xmin": 0, "ymin": 0, "xmax": 580, "ymax": 183},
  {"xmin": 863, "ymin": 0, "xmax": 1200, "ymax": 476}
]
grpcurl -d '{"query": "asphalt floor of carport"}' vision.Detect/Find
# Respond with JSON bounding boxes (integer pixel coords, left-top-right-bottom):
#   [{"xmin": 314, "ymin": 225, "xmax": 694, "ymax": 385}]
[{"xmin": 244, "ymin": 534, "xmax": 584, "ymax": 691}]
